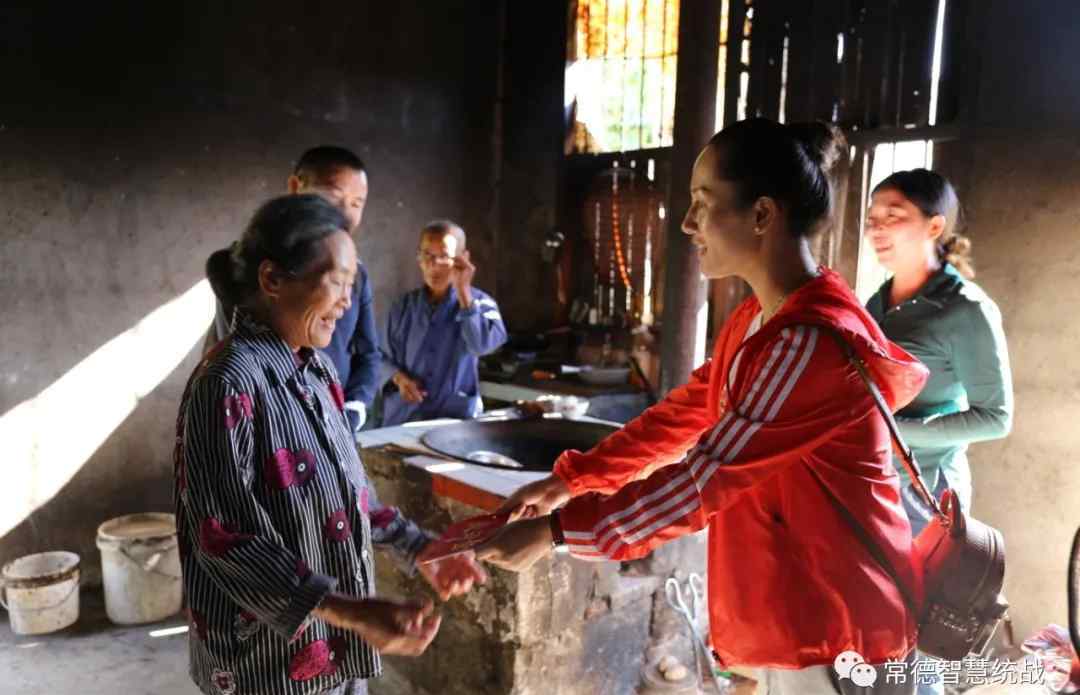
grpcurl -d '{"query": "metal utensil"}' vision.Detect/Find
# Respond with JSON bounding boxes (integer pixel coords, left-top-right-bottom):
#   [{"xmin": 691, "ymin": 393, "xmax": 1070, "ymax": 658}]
[
  {"xmin": 380, "ymin": 443, "xmax": 462, "ymax": 464},
  {"xmin": 464, "ymin": 450, "xmax": 524, "ymax": 469},
  {"xmin": 665, "ymin": 574, "xmax": 725, "ymax": 694},
  {"xmin": 380, "ymin": 443, "xmax": 525, "ymax": 470}
]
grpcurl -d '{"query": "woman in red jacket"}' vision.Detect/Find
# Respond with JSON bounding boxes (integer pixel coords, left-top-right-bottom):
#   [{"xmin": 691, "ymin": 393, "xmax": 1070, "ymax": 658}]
[{"xmin": 478, "ymin": 118, "xmax": 928, "ymax": 695}]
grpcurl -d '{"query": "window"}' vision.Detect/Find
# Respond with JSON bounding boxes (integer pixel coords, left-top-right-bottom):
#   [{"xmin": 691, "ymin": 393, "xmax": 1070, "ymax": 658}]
[
  {"xmin": 715, "ymin": 0, "xmax": 732, "ymax": 130},
  {"xmin": 853, "ymin": 0, "xmax": 949, "ymax": 302},
  {"xmin": 566, "ymin": 0, "xmax": 679, "ymax": 154}
]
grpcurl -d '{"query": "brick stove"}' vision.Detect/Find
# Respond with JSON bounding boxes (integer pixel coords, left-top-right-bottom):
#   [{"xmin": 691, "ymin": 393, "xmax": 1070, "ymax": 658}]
[{"xmin": 358, "ymin": 419, "xmax": 708, "ymax": 695}]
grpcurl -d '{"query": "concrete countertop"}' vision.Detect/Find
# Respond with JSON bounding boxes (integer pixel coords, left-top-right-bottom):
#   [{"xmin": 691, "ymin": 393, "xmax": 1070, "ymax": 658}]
[
  {"xmin": 479, "ymin": 375, "xmax": 642, "ymax": 400},
  {"xmin": 357, "ymin": 415, "xmax": 609, "ymax": 511}
]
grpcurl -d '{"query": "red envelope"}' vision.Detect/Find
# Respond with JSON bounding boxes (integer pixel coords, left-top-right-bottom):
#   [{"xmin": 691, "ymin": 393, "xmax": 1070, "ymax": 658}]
[{"xmin": 416, "ymin": 511, "xmax": 511, "ymax": 564}]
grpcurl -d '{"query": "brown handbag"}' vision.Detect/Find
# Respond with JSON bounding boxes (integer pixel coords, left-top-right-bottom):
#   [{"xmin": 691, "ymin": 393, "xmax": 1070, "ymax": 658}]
[{"xmin": 811, "ymin": 336, "xmax": 1008, "ymax": 661}]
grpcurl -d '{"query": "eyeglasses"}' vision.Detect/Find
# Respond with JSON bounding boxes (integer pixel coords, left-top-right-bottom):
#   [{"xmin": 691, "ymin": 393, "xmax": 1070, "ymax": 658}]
[{"xmin": 417, "ymin": 251, "xmax": 454, "ymax": 265}]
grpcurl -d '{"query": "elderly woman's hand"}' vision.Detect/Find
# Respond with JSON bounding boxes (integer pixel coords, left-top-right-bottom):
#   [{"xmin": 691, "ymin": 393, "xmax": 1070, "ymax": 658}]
[
  {"xmin": 315, "ymin": 595, "xmax": 441, "ymax": 657},
  {"xmin": 475, "ymin": 516, "xmax": 554, "ymax": 572},
  {"xmin": 417, "ymin": 550, "xmax": 488, "ymax": 601}
]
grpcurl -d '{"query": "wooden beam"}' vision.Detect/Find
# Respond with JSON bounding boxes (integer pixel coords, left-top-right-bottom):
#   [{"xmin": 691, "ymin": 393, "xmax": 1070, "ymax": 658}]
[
  {"xmin": 807, "ymin": 0, "xmax": 846, "ymax": 122},
  {"xmin": 935, "ymin": 0, "xmax": 975, "ymax": 126},
  {"xmin": 896, "ymin": 0, "xmax": 937, "ymax": 127},
  {"xmin": 722, "ymin": 0, "xmax": 747, "ymax": 127},
  {"xmin": 747, "ymin": 0, "xmax": 787, "ymax": 120},
  {"xmin": 658, "ymin": 0, "xmax": 722, "ymax": 394},
  {"xmin": 784, "ymin": 0, "xmax": 816, "ymax": 122}
]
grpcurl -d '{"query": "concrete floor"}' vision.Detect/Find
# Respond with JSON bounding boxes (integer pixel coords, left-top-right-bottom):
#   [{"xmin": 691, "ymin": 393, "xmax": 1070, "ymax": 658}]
[
  {"xmin": 0, "ymin": 590, "xmax": 192, "ymax": 695},
  {"xmin": 0, "ymin": 591, "xmax": 425, "ymax": 695},
  {"xmin": 0, "ymin": 587, "xmax": 729, "ymax": 695},
  {"xmin": 0, "ymin": 589, "xmax": 1054, "ymax": 695}
]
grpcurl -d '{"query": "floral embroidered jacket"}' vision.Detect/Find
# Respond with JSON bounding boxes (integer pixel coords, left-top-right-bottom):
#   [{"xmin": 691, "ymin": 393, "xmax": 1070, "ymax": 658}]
[{"xmin": 175, "ymin": 312, "xmax": 430, "ymax": 695}]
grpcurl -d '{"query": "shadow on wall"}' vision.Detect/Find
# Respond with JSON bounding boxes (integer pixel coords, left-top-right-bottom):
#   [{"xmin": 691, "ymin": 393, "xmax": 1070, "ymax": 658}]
[
  {"xmin": 0, "ymin": 0, "xmax": 499, "ymax": 584},
  {"xmin": 0, "ymin": 280, "xmax": 213, "ymax": 539},
  {"xmin": 0, "ymin": 283, "xmax": 213, "ymax": 584},
  {"xmin": 0, "ymin": 380, "xmax": 188, "ymax": 588}
]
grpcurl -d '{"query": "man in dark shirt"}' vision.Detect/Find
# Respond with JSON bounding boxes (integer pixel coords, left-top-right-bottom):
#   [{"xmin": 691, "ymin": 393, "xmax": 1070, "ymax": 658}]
[{"xmin": 204, "ymin": 146, "xmax": 379, "ymax": 437}]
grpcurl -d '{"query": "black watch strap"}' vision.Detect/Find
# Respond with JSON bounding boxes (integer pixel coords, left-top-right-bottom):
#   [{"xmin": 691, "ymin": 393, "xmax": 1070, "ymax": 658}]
[{"xmin": 549, "ymin": 509, "xmax": 566, "ymax": 548}]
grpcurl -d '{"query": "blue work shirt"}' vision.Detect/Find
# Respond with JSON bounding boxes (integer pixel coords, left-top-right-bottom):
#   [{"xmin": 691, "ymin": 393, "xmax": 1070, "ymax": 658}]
[
  {"xmin": 211, "ymin": 261, "xmax": 380, "ymax": 412},
  {"xmin": 378, "ymin": 286, "xmax": 507, "ymax": 426}
]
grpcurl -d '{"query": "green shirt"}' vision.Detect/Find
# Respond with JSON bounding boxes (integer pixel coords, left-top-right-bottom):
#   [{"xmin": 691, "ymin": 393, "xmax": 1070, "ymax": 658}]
[{"xmin": 866, "ymin": 264, "xmax": 1013, "ymax": 498}]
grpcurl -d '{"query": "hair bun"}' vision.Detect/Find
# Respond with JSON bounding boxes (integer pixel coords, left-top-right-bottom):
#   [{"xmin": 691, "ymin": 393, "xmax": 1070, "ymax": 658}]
[
  {"xmin": 787, "ymin": 122, "xmax": 846, "ymax": 175},
  {"xmin": 205, "ymin": 246, "xmax": 240, "ymax": 305},
  {"xmin": 941, "ymin": 233, "xmax": 975, "ymax": 278}
]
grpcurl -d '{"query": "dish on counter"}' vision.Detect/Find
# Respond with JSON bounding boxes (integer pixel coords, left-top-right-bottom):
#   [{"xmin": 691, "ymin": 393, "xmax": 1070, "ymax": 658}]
[{"xmin": 577, "ymin": 365, "xmax": 631, "ymax": 386}]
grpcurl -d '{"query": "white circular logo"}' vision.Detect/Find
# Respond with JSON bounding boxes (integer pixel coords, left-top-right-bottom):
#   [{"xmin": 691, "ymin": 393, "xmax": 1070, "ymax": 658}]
[
  {"xmin": 851, "ymin": 663, "xmax": 878, "ymax": 688},
  {"xmin": 833, "ymin": 651, "xmax": 864, "ymax": 680}
]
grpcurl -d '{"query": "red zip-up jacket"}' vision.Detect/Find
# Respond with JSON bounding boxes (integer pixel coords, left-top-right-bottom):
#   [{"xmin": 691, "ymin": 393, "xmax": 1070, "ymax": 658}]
[{"xmin": 555, "ymin": 269, "xmax": 928, "ymax": 669}]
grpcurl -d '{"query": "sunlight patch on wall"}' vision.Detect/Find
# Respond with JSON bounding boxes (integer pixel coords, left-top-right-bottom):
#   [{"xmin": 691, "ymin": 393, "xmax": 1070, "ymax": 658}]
[{"xmin": 0, "ymin": 279, "xmax": 214, "ymax": 536}]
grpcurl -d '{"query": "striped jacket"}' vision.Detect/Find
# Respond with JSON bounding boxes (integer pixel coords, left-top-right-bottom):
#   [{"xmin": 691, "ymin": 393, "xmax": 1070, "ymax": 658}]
[
  {"xmin": 175, "ymin": 313, "xmax": 430, "ymax": 695},
  {"xmin": 555, "ymin": 269, "xmax": 929, "ymax": 669}
]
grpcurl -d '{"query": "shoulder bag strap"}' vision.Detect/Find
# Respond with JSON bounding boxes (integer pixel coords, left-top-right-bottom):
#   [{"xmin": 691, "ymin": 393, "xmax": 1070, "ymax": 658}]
[
  {"xmin": 830, "ymin": 333, "xmax": 942, "ymax": 518},
  {"xmin": 803, "ymin": 330, "xmax": 949, "ymax": 618}
]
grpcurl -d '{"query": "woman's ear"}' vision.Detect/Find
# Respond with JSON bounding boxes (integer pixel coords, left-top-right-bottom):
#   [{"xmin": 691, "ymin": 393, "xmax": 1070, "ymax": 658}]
[
  {"xmin": 257, "ymin": 259, "xmax": 284, "ymax": 300},
  {"xmin": 927, "ymin": 213, "xmax": 946, "ymax": 242},
  {"xmin": 752, "ymin": 197, "xmax": 780, "ymax": 236}
]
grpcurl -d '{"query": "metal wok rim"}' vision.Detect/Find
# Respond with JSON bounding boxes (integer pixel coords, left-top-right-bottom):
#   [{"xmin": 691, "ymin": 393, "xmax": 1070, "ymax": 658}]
[{"xmin": 419, "ymin": 418, "xmax": 618, "ymax": 472}]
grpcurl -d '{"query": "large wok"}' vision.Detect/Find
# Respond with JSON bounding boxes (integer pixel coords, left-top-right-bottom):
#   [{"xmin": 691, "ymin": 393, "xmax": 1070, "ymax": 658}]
[{"xmin": 420, "ymin": 418, "xmax": 618, "ymax": 472}]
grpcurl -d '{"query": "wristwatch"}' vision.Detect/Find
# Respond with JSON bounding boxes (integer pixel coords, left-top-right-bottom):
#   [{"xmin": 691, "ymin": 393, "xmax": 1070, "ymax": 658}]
[{"xmin": 549, "ymin": 509, "xmax": 566, "ymax": 548}]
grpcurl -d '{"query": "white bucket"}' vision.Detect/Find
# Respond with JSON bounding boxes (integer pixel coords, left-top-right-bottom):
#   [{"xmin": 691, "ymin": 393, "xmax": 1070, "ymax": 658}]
[
  {"xmin": 1, "ymin": 551, "xmax": 81, "ymax": 635},
  {"xmin": 96, "ymin": 513, "xmax": 182, "ymax": 625}
]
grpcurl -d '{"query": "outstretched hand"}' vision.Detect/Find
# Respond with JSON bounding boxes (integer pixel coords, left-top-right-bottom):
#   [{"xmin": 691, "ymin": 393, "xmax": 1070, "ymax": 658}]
[
  {"xmin": 417, "ymin": 550, "xmax": 488, "ymax": 601},
  {"xmin": 496, "ymin": 475, "xmax": 572, "ymax": 522},
  {"xmin": 314, "ymin": 595, "xmax": 441, "ymax": 657}
]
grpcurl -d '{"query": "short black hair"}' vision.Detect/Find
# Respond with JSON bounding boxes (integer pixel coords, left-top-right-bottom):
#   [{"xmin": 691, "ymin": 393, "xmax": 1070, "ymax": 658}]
[
  {"xmin": 206, "ymin": 194, "xmax": 349, "ymax": 307},
  {"xmin": 294, "ymin": 146, "xmax": 366, "ymax": 185},
  {"xmin": 419, "ymin": 219, "xmax": 467, "ymax": 250}
]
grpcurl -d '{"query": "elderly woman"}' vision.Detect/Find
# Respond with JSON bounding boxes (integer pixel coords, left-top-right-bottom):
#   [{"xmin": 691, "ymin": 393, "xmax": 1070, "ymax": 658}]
[{"xmin": 176, "ymin": 194, "xmax": 486, "ymax": 695}]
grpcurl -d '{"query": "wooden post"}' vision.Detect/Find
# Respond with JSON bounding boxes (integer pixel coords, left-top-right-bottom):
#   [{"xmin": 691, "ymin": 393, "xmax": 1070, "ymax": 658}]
[{"xmin": 658, "ymin": 0, "xmax": 722, "ymax": 395}]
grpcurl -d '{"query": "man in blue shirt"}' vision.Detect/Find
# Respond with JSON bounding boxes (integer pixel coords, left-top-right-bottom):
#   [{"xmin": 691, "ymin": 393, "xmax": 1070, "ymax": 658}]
[
  {"xmin": 379, "ymin": 220, "xmax": 507, "ymax": 426},
  {"xmin": 204, "ymin": 146, "xmax": 379, "ymax": 436}
]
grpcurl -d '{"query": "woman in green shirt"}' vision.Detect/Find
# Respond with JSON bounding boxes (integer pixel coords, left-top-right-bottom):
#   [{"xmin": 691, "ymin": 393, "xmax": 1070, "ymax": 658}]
[{"xmin": 864, "ymin": 169, "xmax": 1013, "ymax": 536}]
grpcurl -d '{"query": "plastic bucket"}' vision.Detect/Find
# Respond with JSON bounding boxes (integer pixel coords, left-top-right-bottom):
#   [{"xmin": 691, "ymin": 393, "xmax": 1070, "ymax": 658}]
[
  {"xmin": 96, "ymin": 513, "xmax": 182, "ymax": 625},
  {"xmin": 1, "ymin": 551, "xmax": 81, "ymax": 635}
]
